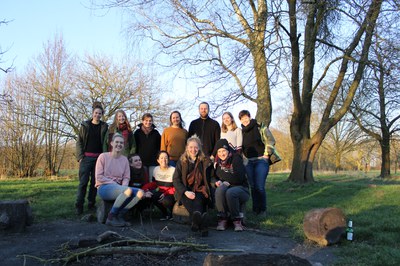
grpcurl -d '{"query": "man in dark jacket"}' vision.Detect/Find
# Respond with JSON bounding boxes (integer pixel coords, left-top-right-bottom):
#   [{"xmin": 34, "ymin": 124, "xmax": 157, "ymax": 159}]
[
  {"xmin": 75, "ymin": 102, "xmax": 108, "ymax": 215},
  {"xmin": 188, "ymin": 102, "xmax": 220, "ymax": 157}
]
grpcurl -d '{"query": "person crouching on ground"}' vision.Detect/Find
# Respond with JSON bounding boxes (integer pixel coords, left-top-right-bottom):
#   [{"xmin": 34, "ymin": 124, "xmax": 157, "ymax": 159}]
[
  {"xmin": 95, "ymin": 133, "xmax": 144, "ymax": 227},
  {"xmin": 173, "ymin": 135, "xmax": 211, "ymax": 236},
  {"xmin": 213, "ymin": 139, "xmax": 249, "ymax": 232}
]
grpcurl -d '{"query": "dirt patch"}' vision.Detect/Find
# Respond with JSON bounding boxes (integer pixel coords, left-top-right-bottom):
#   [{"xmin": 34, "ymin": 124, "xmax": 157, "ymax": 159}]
[{"xmin": 0, "ymin": 217, "xmax": 338, "ymax": 265}]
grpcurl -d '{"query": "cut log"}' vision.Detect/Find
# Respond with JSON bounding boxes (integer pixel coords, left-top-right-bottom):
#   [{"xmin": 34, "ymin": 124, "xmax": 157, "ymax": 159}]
[
  {"xmin": 172, "ymin": 202, "xmax": 190, "ymax": 224},
  {"xmin": 0, "ymin": 199, "xmax": 34, "ymax": 232},
  {"xmin": 203, "ymin": 253, "xmax": 312, "ymax": 266},
  {"xmin": 96, "ymin": 200, "xmax": 114, "ymax": 224},
  {"xmin": 303, "ymin": 207, "xmax": 346, "ymax": 246}
]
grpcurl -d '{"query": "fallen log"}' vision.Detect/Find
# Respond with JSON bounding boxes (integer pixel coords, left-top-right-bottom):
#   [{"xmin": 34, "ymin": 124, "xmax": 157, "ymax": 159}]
[
  {"xmin": 203, "ymin": 253, "xmax": 311, "ymax": 266},
  {"xmin": 303, "ymin": 207, "xmax": 346, "ymax": 246},
  {"xmin": 0, "ymin": 199, "xmax": 34, "ymax": 232},
  {"xmin": 88, "ymin": 245, "xmax": 186, "ymax": 256}
]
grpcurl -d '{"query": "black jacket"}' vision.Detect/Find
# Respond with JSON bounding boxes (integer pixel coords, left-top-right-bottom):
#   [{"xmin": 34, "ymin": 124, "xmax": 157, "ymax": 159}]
[
  {"xmin": 188, "ymin": 117, "xmax": 220, "ymax": 156},
  {"xmin": 212, "ymin": 153, "xmax": 249, "ymax": 188},
  {"xmin": 134, "ymin": 124, "xmax": 161, "ymax": 166},
  {"xmin": 241, "ymin": 119, "xmax": 265, "ymax": 159}
]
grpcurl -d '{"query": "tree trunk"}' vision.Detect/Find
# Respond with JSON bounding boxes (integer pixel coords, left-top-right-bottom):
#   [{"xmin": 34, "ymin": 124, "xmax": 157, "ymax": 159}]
[
  {"xmin": 288, "ymin": 138, "xmax": 318, "ymax": 183},
  {"xmin": 380, "ymin": 137, "xmax": 390, "ymax": 178}
]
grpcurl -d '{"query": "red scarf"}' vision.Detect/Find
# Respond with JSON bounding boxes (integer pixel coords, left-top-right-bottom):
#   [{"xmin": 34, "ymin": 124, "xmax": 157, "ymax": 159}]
[{"xmin": 118, "ymin": 124, "xmax": 129, "ymax": 146}]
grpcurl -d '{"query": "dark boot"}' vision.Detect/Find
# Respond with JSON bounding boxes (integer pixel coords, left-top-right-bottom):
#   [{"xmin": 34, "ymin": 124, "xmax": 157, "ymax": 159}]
[
  {"xmin": 105, "ymin": 213, "xmax": 125, "ymax": 227},
  {"xmin": 75, "ymin": 203, "xmax": 83, "ymax": 215},
  {"xmin": 191, "ymin": 211, "xmax": 202, "ymax": 232},
  {"xmin": 200, "ymin": 212, "xmax": 209, "ymax": 237}
]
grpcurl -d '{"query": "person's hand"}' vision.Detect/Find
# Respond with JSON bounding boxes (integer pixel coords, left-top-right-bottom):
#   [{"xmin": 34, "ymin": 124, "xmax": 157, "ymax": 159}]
[
  {"xmin": 144, "ymin": 191, "xmax": 153, "ymax": 198},
  {"xmin": 158, "ymin": 193, "xmax": 165, "ymax": 202},
  {"xmin": 184, "ymin": 191, "xmax": 195, "ymax": 200},
  {"xmin": 215, "ymin": 180, "xmax": 222, "ymax": 187},
  {"xmin": 222, "ymin": 181, "xmax": 230, "ymax": 187},
  {"xmin": 262, "ymin": 154, "xmax": 269, "ymax": 160}
]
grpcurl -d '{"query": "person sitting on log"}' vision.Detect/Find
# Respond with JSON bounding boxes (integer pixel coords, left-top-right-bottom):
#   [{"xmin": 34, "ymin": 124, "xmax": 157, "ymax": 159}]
[
  {"xmin": 95, "ymin": 133, "xmax": 144, "ymax": 227},
  {"xmin": 127, "ymin": 153, "xmax": 153, "ymax": 216},
  {"xmin": 141, "ymin": 151, "xmax": 176, "ymax": 220},
  {"xmin": 173, "ymin": 135, "xmax": 211, "ymax": 236},
  {"xmin": 213, "ymin": 138, "xmax": 250, "ymax": 232}
]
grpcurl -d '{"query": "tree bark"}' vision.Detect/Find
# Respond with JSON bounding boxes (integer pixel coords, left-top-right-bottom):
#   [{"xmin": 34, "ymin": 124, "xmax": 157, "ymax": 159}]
[{"xmin": 380, "ymin": 137, "xmax": 390, "ymax": 178}]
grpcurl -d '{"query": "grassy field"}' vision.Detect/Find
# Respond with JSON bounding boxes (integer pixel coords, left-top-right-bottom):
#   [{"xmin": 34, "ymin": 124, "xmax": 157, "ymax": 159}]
[{"xmin": 1, "ymin": 171, "xmax": 400, "ymax": 265}]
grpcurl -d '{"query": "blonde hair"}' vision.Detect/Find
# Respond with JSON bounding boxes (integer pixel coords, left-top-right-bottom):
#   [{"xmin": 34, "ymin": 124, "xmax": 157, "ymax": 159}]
[
  {"xmin": 221, "ymin": 112, "xmax": 238, "ymax": 133},
  {"xmin": 109, "ymin": 109, "xmax": 133, "ymax": 133},
  {"xmin": 180, "ymin": 135, "xmax": 206, "ymax": 163}
]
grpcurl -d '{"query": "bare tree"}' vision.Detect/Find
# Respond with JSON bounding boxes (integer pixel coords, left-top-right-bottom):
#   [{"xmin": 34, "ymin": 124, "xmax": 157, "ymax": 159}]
[
  {"xmin": 350, "ymin": 27, "xmax": 400, "ymax": 178},
  {"xmin": 284, "ymin": 0, "xmax": 384, "ymax": 183},
  {"xmin": 0, "ymin": 75, "xmax": 44, "ymax": 177},
  {"xmin": 71, "ymin": 54, "xmax": 174, "ymax": 133},
  {"xmin": 98, "ymin": 0, "xmax": 282, "ymax": 124},
  {"xmin": 102, "ymin": 1, "xmax": 388, "ymax": 183},
  {"xmin": 321, "ymin": 115, "xmax": 368, "ymax": 173}
]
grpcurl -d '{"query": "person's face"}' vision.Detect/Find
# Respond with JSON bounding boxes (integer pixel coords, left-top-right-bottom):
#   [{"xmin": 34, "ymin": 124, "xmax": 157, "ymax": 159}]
[
  {"xmin": 223, "ymin": 114, "xmax": 232, "ymax": 127},
  {"xmin": 217, "ymin": 148, "xmax": 229, "ymax": 161},
  {"xmin": 117, "ymin": 112, "xmax": 126, "ymax": 125},
  {"xmin": 199, "ymin": 104, "xmax": 209, "ymax": 118},
  {"xmin": 171, "ymin": 113, "xmax": 181, "ymax": 126},
  {"xmin": 92, "ymin": 108, "xmax": 103, "ymax": 122},
  {"xmin": 142, "ymin": 117, "xmax": 153, "ymax": 128},
  {"xmin": 130, "ymin": 156, "xmax": 142, "ymax": 169},
  {"xmin": 157, "ymin": 152, "xmax": 169, "ymax": 168},
  {"xmin": 240, "ymin": 115, "xmax": 251, "ymax": 127},
  {"xmin": 111, "ymin": 136, "xmax": 124, "ymax": 152},
  {"xmin": 187, "ymin": 140, "xmax": 199, "ymax": 159}
]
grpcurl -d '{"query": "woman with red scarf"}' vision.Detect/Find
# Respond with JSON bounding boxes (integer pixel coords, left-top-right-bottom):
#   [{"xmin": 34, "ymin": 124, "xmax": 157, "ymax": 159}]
[
  {"xmin": 104, "ymin": 110, "xmax": 136, "ymax": 156},
  {"xmin": 213, "ymin": 138, "xmax": 249, "ymax": 232}
]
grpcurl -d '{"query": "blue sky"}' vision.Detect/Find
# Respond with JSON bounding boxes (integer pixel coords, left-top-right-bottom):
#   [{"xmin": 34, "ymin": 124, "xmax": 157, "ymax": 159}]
[
  {"xmin": 1, "ymin": 0, "xmax": 258, "ymax": 125},
  {"xmin": 2, "ymin": 1, "xmax": 125, "ymax": 71}
]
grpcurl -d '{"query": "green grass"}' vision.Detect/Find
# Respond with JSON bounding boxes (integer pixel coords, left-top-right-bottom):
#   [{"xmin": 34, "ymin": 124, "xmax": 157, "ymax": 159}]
[{"xmin": 1, "ymin": 171, "xmax": 400, "ymax": 265}]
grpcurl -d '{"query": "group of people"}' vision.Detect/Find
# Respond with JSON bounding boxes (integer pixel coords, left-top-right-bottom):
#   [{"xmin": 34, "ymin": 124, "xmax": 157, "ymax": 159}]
[{"xmin": 75, "ymin": 101, "xmax": 277, "ymax": 235}]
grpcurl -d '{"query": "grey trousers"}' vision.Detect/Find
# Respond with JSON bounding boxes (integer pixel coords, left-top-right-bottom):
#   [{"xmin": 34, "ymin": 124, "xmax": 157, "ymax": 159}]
[{"xmin": 215, "ymin": 185, "xmax": 249, "ymax": 219}]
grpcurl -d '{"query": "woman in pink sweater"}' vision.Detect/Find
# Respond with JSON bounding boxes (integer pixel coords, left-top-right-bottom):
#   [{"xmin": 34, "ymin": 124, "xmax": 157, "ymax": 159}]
[{"xmin": 95, "ymin": 133, "xmax": 144, "ymax": 227}]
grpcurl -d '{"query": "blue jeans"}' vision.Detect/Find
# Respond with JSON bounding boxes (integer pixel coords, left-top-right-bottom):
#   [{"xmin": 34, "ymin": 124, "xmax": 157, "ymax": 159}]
[
  {"xmin": 245, "ymin": 158, "xmax": 269, "ymax": 213},
  {"xmin": 76, "ymin": 156, "xmax": 98, "ymax": 208},
  {"xmin": 98, "ymin": 184, "xmax": 140, "ymax": 201},
  {"xmin": 98, "ymin": 184, "xmax": 141, "ymax": 213}
]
